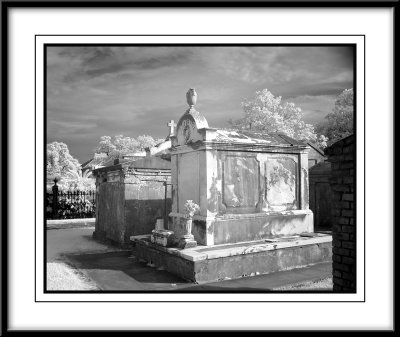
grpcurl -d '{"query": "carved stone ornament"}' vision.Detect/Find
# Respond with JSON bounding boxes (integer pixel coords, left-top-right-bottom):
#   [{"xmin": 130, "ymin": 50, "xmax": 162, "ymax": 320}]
[
  {"xmin": 122, "ymin": 167, "xmax": 131, "ymax": 178},
  {"xmin": 181, "ymin": 118, "xmax": 195, "ymax": 143},
  {"xmin": 186, "ymin": 88, "xmax": 198, "ymax": 107},
  {"xmin": 183, "ymin": 218, "xmax": 193, "ymax": 236}
]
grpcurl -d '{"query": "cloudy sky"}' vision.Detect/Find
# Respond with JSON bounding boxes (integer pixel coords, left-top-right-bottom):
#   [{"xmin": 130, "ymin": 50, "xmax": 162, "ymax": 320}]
[{"xmin": 46, "ymin": 45, "xmax": 354, "ymax": 163}]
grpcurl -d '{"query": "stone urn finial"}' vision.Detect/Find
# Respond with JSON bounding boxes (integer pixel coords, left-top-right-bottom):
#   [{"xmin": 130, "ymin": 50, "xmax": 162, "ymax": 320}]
[{"xmin": 186, "ymin": 88, "xmax": 197, "ymax": 108}]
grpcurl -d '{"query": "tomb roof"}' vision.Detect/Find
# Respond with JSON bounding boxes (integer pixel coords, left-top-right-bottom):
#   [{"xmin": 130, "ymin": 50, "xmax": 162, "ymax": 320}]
[
  {"xmin": 92, "ymin": 154, "xmax": 171, "ymax": 175},
  {"xmin": 306, "ymin": 141, "xmax": 325, "ymax": 156},
  {"xmin": 125, "ymin": 155, "xmax": 171, "ymax": 170},
  {"xmin": 324, "ymin": 134, "xmax": 355, "ymax": 155},
  {"xmin": 210, "ymin": 128, "xmax": 307, "ymax": 147},
  {"xmin": 81, "ymin": 153, "xmax": 109, "ymax": 171}
]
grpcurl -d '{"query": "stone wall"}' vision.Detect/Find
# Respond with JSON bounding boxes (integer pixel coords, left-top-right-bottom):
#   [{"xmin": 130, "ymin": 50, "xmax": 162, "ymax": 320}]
[{"xmin": 324, "ymin": 135, "xmax": 356, "ymax": 292}]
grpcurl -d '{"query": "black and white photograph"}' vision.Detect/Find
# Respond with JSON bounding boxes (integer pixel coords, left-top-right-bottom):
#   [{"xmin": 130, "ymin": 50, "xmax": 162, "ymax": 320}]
[
  {"xmin": 44, "ymin": 44, "xmax": 356, "ymax": 293},
  {"xmin": 3, "ymin": 3, "xmax": 394, "ymax": 332}
]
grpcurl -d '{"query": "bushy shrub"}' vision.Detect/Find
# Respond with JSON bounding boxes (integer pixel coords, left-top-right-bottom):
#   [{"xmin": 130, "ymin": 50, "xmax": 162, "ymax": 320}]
[{"xmin": 57, "ymin": 193, "xmax": 95, "ymax": 219}]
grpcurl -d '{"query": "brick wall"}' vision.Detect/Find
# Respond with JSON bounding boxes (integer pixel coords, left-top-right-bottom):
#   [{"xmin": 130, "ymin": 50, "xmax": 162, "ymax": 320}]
[{"xmin": 324, "ymin": 134, "xmax": 356, "ymax": 292}]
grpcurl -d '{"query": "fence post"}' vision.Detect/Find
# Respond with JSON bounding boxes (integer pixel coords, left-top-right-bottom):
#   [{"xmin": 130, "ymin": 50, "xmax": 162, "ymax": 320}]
[{"xmin": 52, "ymin": 178, "xmax": 59, "ymax": 219}]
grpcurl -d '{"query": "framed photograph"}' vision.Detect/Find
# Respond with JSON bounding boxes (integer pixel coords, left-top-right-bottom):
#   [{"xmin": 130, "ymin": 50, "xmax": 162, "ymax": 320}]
[{"xmin": 2, "ymin": 1, "xmax": 395, "ymax": 332}]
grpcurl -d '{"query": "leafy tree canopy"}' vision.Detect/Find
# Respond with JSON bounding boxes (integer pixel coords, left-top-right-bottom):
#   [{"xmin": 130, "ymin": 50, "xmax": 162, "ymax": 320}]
[
  {"xmin": 94, "ymin": 134, "xmax": 165, "ymax": 159},
  {"xmin": 230, "ymin": 88, "xmax": 328, "ymax": 148},
  {"xmin": 316, "ymin": 88, "xmax": 354, "ymax": 145},
  {"xmin": 47, "ymin": 141, "xmax": 81, "ymax": 178},
  {"xmin": 61, "ymin": 169, "xmax": 95, "ymax": 191}
]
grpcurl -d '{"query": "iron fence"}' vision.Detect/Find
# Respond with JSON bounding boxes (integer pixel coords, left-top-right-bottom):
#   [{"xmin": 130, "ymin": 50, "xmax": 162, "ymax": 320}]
[{"xmin": 46, "ymin": 180, "xmax": 96, "ymax": 219}]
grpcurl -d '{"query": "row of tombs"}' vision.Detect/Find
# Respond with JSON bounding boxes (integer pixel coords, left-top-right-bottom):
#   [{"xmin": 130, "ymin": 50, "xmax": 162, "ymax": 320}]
[{"xmin": 92, "ymin": 89, "xmax": 333, "ymax": 283}]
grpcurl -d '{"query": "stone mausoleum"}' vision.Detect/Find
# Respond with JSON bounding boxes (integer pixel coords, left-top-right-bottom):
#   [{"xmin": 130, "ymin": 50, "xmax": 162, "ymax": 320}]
[
  {"xmin": 93, "ymin": 154, "xmax": 171, "ymax": 247},
  {"xmin": 132, "ymin": 89, "xmax": 332, "ymax": 283},
  {"xmin": 169, "ymin": 116, "xmax": 313, "ymax": 246}
]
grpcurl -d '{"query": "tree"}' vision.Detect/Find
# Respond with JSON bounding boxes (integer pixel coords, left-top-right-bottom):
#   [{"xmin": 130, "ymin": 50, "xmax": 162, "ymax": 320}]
[
  {"xmin": 94, "ymin": 134, "xmax": 164, "ymax": 159},
  {"xmin": 230, "ymin": 88, "xmax": 327, "ymax": 148},
  {"xmin": 61, "ymin": 169, "xmax": 95, "ymax": 191},
  {"xmin": 136, "ymin": 135, "xmax": 162, "ymax": 150},
  {"xmin": 316, "ymin": 88, "xmax": 354, "ymax": 145},
  {"xmin": 47, "ymin": 141, "xmax": 81, "ymax": 178},
  {"xmin": 66, "ymin": 168, "xmax": 93, "ymax": 180},
  {"xmin": 95, "ymin": 136, "xmax": 117, "ymax": 156}
]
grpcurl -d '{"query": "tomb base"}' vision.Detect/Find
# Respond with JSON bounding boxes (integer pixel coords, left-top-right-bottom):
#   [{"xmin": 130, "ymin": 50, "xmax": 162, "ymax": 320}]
[
  {"xmin": 177, "ymin": 234, "xmax": 197, "ymax": 249},
  {"xmin": 171, "ymin": 209, "xmax": 314, "ymax": 246},
  {"xmin": 130, "ymin": 233, "xmax": 332, "ymax": 284}
]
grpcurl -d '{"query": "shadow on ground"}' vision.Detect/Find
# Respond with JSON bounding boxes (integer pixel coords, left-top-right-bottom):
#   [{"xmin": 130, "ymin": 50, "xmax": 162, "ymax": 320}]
[
  {"xmin": 65, "ymin": 249, "xmax": 333, "ymax": 293},
  {"xmin": 47, "ymin": 227, "xmax": 332, "ymax": 293},
  {"xmin": 66, "ymin": 250, "xmax": 200, "ymax": 291}
]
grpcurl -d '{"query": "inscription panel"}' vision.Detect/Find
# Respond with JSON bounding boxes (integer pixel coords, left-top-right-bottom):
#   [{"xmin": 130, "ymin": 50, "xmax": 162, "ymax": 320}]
[
  {"xmin": 265, "ymin": 157, "xmax": 298, "ymax": 211},
  {"xmin": 222, "ymin": 156, "xmax": 260, "ymax": 213}
]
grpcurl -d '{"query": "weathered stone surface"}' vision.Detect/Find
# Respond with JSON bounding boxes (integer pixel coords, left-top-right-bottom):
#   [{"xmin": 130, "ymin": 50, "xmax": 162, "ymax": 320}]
[
  {"xmin": 265, "ymin": 157, "xmax": 298, "ymax": 210},
  {"xmin": 170, "ymin": 120, "xmax": 312, "ymax": 245},
  {"xmin": 131, "ymin": 234, "xmax": 332, "ymax": 283},
  {"xmin": 223, "ymin": 156, "xmax": 259, "ymax": 210},
  {"xmin": 92, "ymin": 157, "xmax": 172, "ymax": 246},
  {"xmin": 174, "ymin": 108, "xmax": 209, "ymax": 146},
  {"xmin": 155, "ymin": 218, "xmax": 165, "ymax": 230},
  {"xmin": 151, "ymin": 229, "xmax": 175, "ymax": 247},
  {"xmin": 177, "ymin": 237, "xmax": 197, "ymax": 249},
  {"xmin": 211, "ymin": 210, "xmax": 313, "ymax": 245},
  {"xmin": 176, "ymin": 151, "xmax": 200, "ymax": 214}
]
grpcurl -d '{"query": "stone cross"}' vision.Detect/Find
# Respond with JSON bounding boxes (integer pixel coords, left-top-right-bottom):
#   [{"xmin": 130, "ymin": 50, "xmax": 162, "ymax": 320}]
[{"xmin": 167, "ymin": 120, "xmax": 177, "ymax": 137}]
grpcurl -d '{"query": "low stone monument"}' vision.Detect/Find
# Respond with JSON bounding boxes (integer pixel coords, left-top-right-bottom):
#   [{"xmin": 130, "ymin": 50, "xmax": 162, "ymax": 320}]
[
  {"xmin": 92, "ymin": 151, "xmax": 172, "ymax": 247},
  {"xmin": 151, "ymin": 229, "xmax": 175, "ymax": 247},
  {"xmin": 150, "ymin": 218, "xmax": 175, "ymax": 247},
  {"xmin": 131, "ymin": 89, "xmax": 332, "ymax": 283}
]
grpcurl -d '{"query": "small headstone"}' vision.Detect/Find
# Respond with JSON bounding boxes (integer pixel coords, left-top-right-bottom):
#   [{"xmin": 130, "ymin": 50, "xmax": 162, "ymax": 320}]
[{"xmin": 155, "ymin": 218, "xmax": 164, "ymax": 230}]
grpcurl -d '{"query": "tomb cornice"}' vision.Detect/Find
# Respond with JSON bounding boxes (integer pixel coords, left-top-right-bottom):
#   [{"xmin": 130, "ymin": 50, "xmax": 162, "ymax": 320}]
[
  {"xmin": 201, "ymin": 141, "xmax": 310, "ymax": 153},
  {"xmin": 170, "ymin": 141, "xmax": 309, "ymax": 154},
  {"xmin": 169, "ymin": 142, "xmax": 206, "ymax": 154},
  {"xmin": 169, "ymin": 212, "xmax": 215, "ymax": 221}
]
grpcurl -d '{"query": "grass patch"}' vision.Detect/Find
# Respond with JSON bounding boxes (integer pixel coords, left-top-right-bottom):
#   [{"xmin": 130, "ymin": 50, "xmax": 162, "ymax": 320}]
[
  {"xmin": 47, "ymin": 261, "xmax": 99, "ymax": 291},
  {"xmin": 273, "ymin": 277, "xmax": 333, "ymax": 291}
]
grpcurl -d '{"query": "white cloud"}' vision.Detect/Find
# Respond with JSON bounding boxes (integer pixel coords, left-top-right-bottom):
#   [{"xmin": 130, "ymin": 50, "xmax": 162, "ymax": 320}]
[{"xmin": 46, "ymin": 46, "xmax": 353, "ymax": 161}]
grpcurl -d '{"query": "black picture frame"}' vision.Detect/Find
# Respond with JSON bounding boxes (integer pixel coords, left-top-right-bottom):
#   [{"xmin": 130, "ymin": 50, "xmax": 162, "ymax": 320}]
[{"xmin": 1, "ymin": 0, "xmax": 396, "ymax": 332}]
